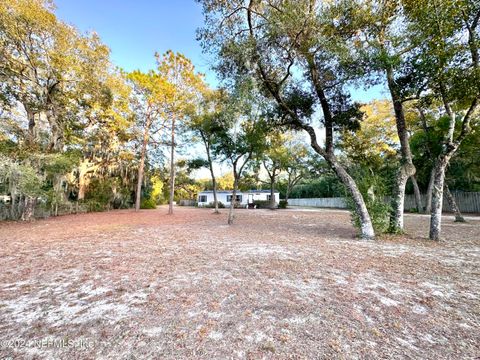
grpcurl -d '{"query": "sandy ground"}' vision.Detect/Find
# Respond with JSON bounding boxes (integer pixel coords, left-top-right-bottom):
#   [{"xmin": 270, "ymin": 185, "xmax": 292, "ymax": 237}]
[{"xmin": 0, "ymin": 206, "xmax": 478, "ymax": 359}]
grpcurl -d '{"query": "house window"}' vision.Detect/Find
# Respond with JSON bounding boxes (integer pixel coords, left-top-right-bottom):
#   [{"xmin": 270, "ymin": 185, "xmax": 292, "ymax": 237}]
[
  {"xmin": 266, "ymin": 194, "xmax": 271, "ymax": 201},
  {"xmin": 199, "ymin": 195, "xmax": 207, "ymax": 203},
  {"xmin": 226, "ymin": 195, "xmax": 242, "ymax": 203}
]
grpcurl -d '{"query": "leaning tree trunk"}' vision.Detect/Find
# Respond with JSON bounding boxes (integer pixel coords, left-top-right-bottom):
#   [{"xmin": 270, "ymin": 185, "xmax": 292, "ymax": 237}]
[
  {"xmin": 411, "ymin": 176, "xmax": 423, "ymax": 213},
  {"xmin": 168, "ymin": 116, "xmax": 176, "ymax": 215},
  {"xmin": 429, "ymin": 156, "xmax": 450, "ymax": 240},
  {"xmin": 444, "ymin": 184, "xmax": 465, "ymax": 222},
  {"xmin": 325, "ymin": 153, "xmax": 375, "ymax": 240},
  {"xmin": 211, "ymin": 171, "xmax": 219, "ymax": 214},
  {"xmin": 301, "ymin": 123, "xmax": 375, "ymax": 240}
]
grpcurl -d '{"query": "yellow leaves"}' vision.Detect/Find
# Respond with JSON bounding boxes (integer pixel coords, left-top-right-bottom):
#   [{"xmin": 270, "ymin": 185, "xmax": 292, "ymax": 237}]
[{"xmin": 341, "ymin": 100, "xmax": 399, "ymax": 164}]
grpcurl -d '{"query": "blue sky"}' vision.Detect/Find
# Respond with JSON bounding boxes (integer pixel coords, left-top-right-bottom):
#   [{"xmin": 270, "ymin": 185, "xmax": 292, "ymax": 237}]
[
  {"xmin": 54, "ymin": 0, "xmax": 386, "ymax": 102},
  {"xmin": 55, "ymin": 0, "xmax": 218, "ymax": 85}
]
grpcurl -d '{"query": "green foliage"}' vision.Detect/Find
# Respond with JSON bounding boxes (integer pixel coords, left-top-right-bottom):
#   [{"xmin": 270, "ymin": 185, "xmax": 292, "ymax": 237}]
[
  {"xmin": 0, "ymin": 157, "xmax": 44, "ymax": 197},
  {"xmin": 278, "ymin": 200, "xmax": 288, "ymax": 209},
  {"xmin": 203, "ymin": 201, "xmax": 225, "ymax": 208},
  {"xmin": 84, "ymin": 178, "xmax": 113, "ymax": 210},
  {"xmin": 347, "ymin": 170, "xmax": 391, "ymax": 234},
  {"xmin": 253, "ymin": 200, "xmax": 271, "ymax": 209},
  {"xmin": 140, "ymin": 198, "xmax": 157, "ymax": 209},
  {"xmin": 42, "ymin": 153, "xmax": 79, "ymax": 177},
  {"xmin": 84, "ymin": 200, "xmax": 105, "ymax": 213}
]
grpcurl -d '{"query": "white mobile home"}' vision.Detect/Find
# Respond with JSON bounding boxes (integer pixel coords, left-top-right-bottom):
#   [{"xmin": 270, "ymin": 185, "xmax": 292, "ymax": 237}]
[{"xmin": 197, "ymin": 190, "xmax": 280, "ymax": 207}]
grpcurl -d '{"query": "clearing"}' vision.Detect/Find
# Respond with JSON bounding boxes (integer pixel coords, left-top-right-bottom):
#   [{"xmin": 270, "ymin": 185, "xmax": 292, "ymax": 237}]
[{"xmin": 0, "ymin": 207, "xmax": 479, "ymax": 359}]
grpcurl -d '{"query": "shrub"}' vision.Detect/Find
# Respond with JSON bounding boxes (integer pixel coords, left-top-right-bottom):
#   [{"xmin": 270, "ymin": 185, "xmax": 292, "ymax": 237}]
[
  {"xmin": 203, "ymin": 201, "xmax": 225, "ymax": 208},
  {"xmin": 85, "ymin": 200, "xmax": 106, "ymax": 212},
  {"xmin": 140, "ymin": 198, "xmax": 157, "ymax": 209},
  {"xmin": 346, "ymin": 170, "xmax": 391, "ymax": 234},
  {"xmin": 253, "ymin": 200, "xmax": 272, "ymax": 209},
  {"xmin": 278, "ymin": 200, "xmax": 288, "ymax": 209},
  {"xmin": 85, "ymin": 178, "xmax": 113, "ymax": 208}
]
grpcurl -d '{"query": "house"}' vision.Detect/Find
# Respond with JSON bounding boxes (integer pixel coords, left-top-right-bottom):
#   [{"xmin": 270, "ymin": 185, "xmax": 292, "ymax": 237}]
[{"xmin": 197, "ymin": 190, "xmax": 280, "ymax": 207}]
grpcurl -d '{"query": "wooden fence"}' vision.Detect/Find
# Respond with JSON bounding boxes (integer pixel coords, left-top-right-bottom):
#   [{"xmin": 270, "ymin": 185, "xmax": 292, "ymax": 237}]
[
  {"xmin": 288, "ymin": 192, "xmax": 480, "ymax": 213},
  {"xmin": 287, "ymin": 197, "xmax": 347, "ymax": 209}
]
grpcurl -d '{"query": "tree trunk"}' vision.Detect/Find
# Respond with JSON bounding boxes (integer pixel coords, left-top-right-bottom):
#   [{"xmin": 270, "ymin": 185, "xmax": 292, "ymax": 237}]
[
  {"xmin": 46, "ymin": 109, "xmax": 64, "ymax": 152},
  {"xmin": 425, "ymin": 167, "xmax": 435, "ymax": 214},
  {"xmin": 305, "ymin": 56, "xmax": 374, "ymax": 239},
  {"xmin": 53, "ymin": 174, "xmax": 66, "ymax": 204},
  {"xmin": 269, "ymin": 174, "xmax": 276, "ymax": 209},
  {"xmin": 204, "ymin": 136, "xmax": 219, "ymax": 214},
  {"xmin": 135, "ymin": 114, "xmax": 152, "ymax": 211},
  {"xmin": 78, "ymin": 164, "xmax": 90, "ymax": 202},
  {"xmin": 285, "ymin": 173, "xmax": 292, "ymax": 204},
  {"xmin": 78, "ymin": 174, "xmax": 87, "ymax": 201},
  {"xmin": 228, "ymin": 177, "xmax": 238, "ymax": 225},
  {"xmin": 77, "ymin": 161, "xmax": 98, "ymax": 201},
  {"xmin": 411, "ymin": 176, "xmax": 423, "ymax": 213},
  {"xmin": 325, "ymin": 153, "xmax": 375, "ymax": 239},
  {"xmin": 300, "ymin": 124, "xmax": 375, "ymax": 240},
  {"xmin": 168, "ymin": 116, "xmax": 176, "ymax": 215},
  {"xmin": 26, "ymin": 109, "xmax": 36, "ymax": 146},
  {"xmin": 444, "ymin": 184, "xmax": 465, "ymax": 222},
  {"xmin": 389, "ymin": 165, "xmax": 410, "ymax": 232},
  {"xmin": 10, "ymin": 189, "xmax": 17, "ymax": 220},
  {"xmin": 386, "ymin": 65, "xmax": 416, "ymax": 233},
  {"xmin": 429, "ymin": 157, "xmax": 450, "ymax": 240},
  {"xmin": 211, "ymin": 170, "xmax": 219, "ymax": 213},
  {"xmin": 21, "ymin": 196, "xmax": 36, "ymax": 221},
  {"xmin": 247, "ymin": 31, "xmax": 373, "ymax": 238}
]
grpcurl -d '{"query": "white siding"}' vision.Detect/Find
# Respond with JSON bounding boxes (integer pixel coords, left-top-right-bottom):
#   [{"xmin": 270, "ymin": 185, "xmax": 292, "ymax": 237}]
[{"xmin": 198, "ymin": 191, "xmax": 280, "ymax": 207}]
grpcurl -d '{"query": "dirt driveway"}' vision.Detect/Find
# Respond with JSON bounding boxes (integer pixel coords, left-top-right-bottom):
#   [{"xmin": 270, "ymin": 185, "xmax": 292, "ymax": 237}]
[{"xmin": 0, "ymin": 207, "xmax": 478, "ymax": 359}]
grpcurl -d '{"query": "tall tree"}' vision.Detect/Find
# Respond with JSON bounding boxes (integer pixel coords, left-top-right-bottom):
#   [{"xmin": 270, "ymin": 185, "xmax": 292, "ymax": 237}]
[
  {"xmin": 356, "ymin": 1, "xmax": 420, "ymax": 231},
  {"xmin": 155, "ymin": 51, "xmax": 204, "ymax": 215},
  {"xmin": 403, "ymin": 0, "xmax": 480, "ymax": 240},
  {"xmin": 211, "ymin": 84, "xmax": 267, "ymax": 224},
  {"xmin": 261, "ymin": 132, "xmax": 290, "ymax": 209},
  {"xmin": 128, "ymin": 70, "xmax": 167, "ymax": 211},
  {"xmin": 190, "ymin": 88, "xmax": 225, "ymax": 213},
  {"xmin": 198, "ymin": 0, "xmax": 376, "ymax": 239},
  {"xmin": 0, "ymin": 0, "xmax": 112, "ymax": 153}
]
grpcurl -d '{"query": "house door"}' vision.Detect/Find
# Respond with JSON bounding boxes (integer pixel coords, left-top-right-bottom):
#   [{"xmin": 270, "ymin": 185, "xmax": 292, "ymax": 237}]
[{"xmin": 248, "ymin": 194, "xmax": 254, "ymax": 204}]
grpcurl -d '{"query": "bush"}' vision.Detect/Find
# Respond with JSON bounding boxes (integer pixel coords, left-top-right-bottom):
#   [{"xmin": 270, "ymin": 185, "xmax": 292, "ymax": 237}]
[
  {"xmin": 203, "ymin": 201, "xmax": 225, "ymax": 208},
  {"xmin": 253, "ymin": 200, "xmax": 273, "ymax": 209},
  {"xmin": 140, "ymin": 198, "xmax": 157, "ymax": 209},
  {"xmin": 278, "ymin": 200, "xmax": 288, "ymax": 209},
  {"xmin": 84, "ymin": 178, "xmax": 113, "ymax": 208},
  {"xmin": 85, "ymin": 199, "xmax": 106, "ymax": 212},
  {"xmin": 347, "ymin": 170, "xmax": 391, "ymax": 234}
]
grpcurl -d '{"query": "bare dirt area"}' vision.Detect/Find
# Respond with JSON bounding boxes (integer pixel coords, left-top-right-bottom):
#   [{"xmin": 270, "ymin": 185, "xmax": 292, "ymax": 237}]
[{"xmin": 0, "ymin": 207, "xmax": 479, "ymax": 359}]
